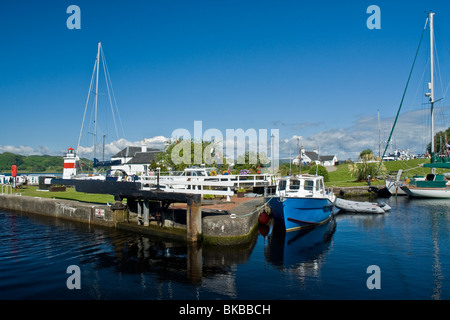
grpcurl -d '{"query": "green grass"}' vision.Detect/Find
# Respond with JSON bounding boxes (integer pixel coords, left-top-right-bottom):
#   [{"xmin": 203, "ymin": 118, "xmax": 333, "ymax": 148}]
[
  {"xmin": 14, "ymin": 185, "xmax": 115, "ymax": 204},
  {"xmin": 326, "ymin": 158, "xmax": 447, "ymax": 188}
]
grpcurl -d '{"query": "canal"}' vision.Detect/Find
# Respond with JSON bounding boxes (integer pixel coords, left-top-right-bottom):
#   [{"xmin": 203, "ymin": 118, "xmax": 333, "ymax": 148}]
[{"xmin": 1, "ymin": 196, "xmax": 449, "ymax": 300}]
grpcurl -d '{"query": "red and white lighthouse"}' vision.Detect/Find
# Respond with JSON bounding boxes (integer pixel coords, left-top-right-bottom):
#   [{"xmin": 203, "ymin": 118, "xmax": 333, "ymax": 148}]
[{"xmin": 63, "ymin": 147, "xmax": 77, "ymax": 179}]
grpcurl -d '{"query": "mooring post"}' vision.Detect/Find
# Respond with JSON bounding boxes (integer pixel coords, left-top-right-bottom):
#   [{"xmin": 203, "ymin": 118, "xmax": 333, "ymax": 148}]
[
  {"xmin": 111, "ymin": 201, "xmax": 127, "ymax": 227},
  {"xmin": 143, "ymin": 199, "xmax": 150, "ymax": 226},
  {"xmin": 186, "ymin": 195, "xmax": 202, "ymax": 242},
  {"xmin": 137, "ymin": 199, "xmax": 143, "ymax": 225}
]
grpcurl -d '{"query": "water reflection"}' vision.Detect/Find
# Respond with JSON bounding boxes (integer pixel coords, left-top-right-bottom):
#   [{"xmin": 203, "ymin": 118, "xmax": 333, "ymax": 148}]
[
  {"xmin": 265, "ymin": 218, "xmax": 336, "ymax": 271},
  {"xmin": 3, "ymin": 195, "xmax": 450, "ymax": 299}
]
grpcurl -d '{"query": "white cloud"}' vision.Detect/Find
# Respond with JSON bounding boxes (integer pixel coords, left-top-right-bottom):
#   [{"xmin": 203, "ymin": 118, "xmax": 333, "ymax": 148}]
[
  {"xmin": 75, "ymin": 135, "xmax": 170, "ymax": 159},
  {"xmin": 279, "ymin": 108, "xmax": 448, "ymax": 161},
  {"xmin": 0, "ymin": 145, "xmax": 50, "ymax": 156}
]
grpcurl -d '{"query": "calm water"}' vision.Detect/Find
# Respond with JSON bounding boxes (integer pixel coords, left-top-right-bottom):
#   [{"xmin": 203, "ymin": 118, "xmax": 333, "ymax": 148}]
[{"xmin": 1, "ymin": 196, "xmax": 449, "ymax": 300}]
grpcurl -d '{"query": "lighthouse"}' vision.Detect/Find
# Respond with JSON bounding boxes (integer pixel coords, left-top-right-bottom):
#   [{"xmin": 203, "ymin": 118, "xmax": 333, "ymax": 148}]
[{"xmin": 63, "ymin": 147, "xmax": 77, "ymax": 179}]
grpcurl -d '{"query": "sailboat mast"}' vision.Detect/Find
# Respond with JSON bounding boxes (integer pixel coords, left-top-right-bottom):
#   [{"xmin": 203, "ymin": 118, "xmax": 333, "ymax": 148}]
[
  {"xmin": 378, "ymin": 109, "xmax": 381, "ymax": 159},
  {"xmin": 94, "ymin": 42, "xmax": 101, "ymax": 160},
  {"xmin": 429, "ymin": 12, "xmax": 435, "ymax": 155}
]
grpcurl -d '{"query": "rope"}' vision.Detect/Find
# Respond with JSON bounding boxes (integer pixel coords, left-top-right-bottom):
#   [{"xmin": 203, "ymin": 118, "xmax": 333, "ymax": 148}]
[{"xmin": 230, "ymin": 196, "xmax": 274, "ymax": 219}]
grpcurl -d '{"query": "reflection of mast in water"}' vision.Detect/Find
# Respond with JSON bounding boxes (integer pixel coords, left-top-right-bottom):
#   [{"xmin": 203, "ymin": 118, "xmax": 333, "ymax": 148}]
[{"xmin": 431, "ymin": 210, "xmax": 443, "ymax": 300}]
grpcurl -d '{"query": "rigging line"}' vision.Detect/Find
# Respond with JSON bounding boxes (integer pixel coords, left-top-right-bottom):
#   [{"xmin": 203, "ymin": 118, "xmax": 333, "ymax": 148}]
[
  {"xmin": 434, "ymin": 38, "xmax": 446, "ymax": 103},
  {"xmin": 407, "ymin": 55, "xmax": 429, "ymax": 112},
  {"xmin": 377, "ymin": 17, "xmax": 428, "ymax": 174},
  {"xmin": 100, "ymin": 47, "xmax": 120, "ymax": 141},
  {"xmin": 77, "ymin": 55, "xmax": 98, "ymax": 158},
  {"xmin": 102, "ymin": 49, "xmax": 126, "ymax": 139}
]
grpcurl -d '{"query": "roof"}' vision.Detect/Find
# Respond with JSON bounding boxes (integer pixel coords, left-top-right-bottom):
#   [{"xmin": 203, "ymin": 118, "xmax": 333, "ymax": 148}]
[
  {"xmin": 112, "ymin": 146, "xmax": 160, "ymax": 158},
  {"xmin": 320, "ymin": 155, "xmax": 336, "ymax": 161},
  {"xmin": 126, "ymin": 151, "xmax": 159, "ymax": 164},
  {"xmin": 304, "ymin": 151, "xmax": 319, "ymax": 161}
]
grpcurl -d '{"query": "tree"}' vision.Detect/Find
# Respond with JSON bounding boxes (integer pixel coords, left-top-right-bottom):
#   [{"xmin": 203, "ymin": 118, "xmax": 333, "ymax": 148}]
[
  {"xmin": 359, "ymin": 149, "xmax": 374, "ymax": 160},
  {"xmin": 308, "ymin": 164, "xmax": 329, "ymax": 182},
  {"xmin": 233, "ymin": 151, "xmax": 269, "ymax": 173},
  {"xmin": 426, "ymin": 127, "xmax": 450, "ymax": 155},
  {"xmin": 156, "ymin": 139, "xmax": 226, "ymax": 171},
  {"xmin": 348, "ymin": 149, "xmax": 384, "ymax": 181}
]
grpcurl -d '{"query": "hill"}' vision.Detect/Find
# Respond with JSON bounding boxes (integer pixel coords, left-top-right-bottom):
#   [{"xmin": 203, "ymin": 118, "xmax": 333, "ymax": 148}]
[{"xmin": 0, "ymin": 152, "xmax": 63, "ymax": 173}]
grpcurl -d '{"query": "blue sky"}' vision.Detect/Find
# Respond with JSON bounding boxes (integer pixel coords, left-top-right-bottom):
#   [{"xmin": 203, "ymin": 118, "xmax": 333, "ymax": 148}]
[{"xmin": 1, "ymin": 0, "xmax": 450, "ymax": 161}]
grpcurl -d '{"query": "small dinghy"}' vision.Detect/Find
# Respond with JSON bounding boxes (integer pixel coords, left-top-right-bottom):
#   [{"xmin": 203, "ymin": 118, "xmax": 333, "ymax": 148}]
[{"xmin": 335, "ymin": 198, "xmax": 391, "ymax": 214}]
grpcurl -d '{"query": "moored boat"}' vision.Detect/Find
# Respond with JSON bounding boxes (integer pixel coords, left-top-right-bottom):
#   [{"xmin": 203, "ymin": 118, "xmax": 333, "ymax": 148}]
[
  {"xmin": 335, "ymin": 197, "xmax": 391, "ymax": 214},
  {"xmin": 267, "ymin": 174, "xmax": 339, "ymax": 232},
  {"xmin": 384, "ymin": 169, "xmax": 407, "ymax": 196},
  {"xmin": 399, "ymin": 12, "xmax": 450, "ymax": 199},
  {"xmin": 401, "ymin": 171, "xmax": 450, "ymax": 198}
]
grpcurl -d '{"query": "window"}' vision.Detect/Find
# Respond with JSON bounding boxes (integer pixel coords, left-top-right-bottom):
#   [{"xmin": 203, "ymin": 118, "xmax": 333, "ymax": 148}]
[
  {"xmin": 278, "ymin": 180, "xmax": 287, "ymax": 191},
  {"xmin": 304, "ymin": 180, "xmax": 314, "ymax": 191},
  {"xmin": 290, "ymin": 179, "xmax": 300, "ymax": 190}
]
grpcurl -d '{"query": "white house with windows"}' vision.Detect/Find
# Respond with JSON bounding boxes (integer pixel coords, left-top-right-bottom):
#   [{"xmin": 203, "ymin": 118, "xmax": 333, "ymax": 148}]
[
  {"xmin": 292, "ymin": 146, "xmax": 338, "ymax": 167},
  {"xmin": 111, "ymin": 143, "xmax": 161, "ymax": 175}
]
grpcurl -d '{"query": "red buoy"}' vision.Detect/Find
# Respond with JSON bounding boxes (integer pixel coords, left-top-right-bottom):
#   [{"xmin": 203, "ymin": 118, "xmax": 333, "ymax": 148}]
[
  {"xmin": 258, "ymin": 211, "xmax": 270, "ymax": 225},
  {"xmin": 11, "ymin": 165, "xmax": 17, "ymax": 177}
]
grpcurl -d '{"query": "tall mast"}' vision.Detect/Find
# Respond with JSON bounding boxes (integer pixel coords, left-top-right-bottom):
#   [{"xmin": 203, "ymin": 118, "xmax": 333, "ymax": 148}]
[
  {"xmin": 429, "ymin": 12, "xmax": 435, "ymax": 155},
  {"xmin": 378, "ymin": 109, "xmax": 381, "ymax": 159},
  {"xmin": 93, "ymin": 42, "xmax": 101, "ymax": 162}
]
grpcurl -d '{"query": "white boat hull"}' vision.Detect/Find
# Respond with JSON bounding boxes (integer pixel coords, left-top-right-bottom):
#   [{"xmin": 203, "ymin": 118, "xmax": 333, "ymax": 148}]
[
  {"xmin": 385, "ymin": 179, "xmax": 406, "ymax": 196},
  {"xmin": 400, "ymin": 186, "xmax": 450, "ymax": 198}
]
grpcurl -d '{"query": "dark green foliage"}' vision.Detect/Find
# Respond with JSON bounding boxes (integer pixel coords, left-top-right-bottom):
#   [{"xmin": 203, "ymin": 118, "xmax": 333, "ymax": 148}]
[
  {"xmin": 0, "ymin": 153, "xmax": 64, "ymax": 173},
  {"xmin": 308, "ymin": 164, "xmax": 329, "ymax": 182},
  {"xmin": 427, "ymin": 127, "xmax": 450, "ymax": 155}
]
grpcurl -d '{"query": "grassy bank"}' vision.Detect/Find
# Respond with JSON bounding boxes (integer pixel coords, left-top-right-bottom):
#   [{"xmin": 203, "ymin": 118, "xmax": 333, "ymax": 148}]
[
  {"xmin": 15, "ymin": 185, "xmax": 115, "ymax": 204},
  {"xmin": 326, "ymin": 158, "xmax": 448, "ymax": 187}
]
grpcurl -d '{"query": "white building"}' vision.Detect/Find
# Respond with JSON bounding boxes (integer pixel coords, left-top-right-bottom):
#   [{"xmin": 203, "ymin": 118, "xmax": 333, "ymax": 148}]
[
  {"xmin": 111, "ymin": 143, "xmax": 161, "ymax": 175},
  {"xmin": 292, "ymin": 146, "xmax": 337, "ymax": 167}
]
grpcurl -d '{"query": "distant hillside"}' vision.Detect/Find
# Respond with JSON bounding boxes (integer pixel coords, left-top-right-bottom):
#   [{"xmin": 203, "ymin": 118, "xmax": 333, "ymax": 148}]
[{"xmin": 0, "ymin": 152, "xmax": 63, "ymax": 173}]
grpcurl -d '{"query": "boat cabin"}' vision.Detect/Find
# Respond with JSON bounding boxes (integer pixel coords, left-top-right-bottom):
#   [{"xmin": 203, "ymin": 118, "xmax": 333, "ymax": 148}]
[{"xmin": 276, "ymin": 174, "xmax": 327, "ymax": 198}]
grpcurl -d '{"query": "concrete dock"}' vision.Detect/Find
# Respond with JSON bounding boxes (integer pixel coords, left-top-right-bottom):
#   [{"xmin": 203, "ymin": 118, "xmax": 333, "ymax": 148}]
[{"xmin": 0, "ymin": 193, "xmax": 266, "ymax": 246}]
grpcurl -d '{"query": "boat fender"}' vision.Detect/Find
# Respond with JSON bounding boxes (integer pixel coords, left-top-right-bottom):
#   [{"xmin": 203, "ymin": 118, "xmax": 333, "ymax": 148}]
[{"xmin": 258, "ymin": 211, "xmax": 270, "ymax": 225}]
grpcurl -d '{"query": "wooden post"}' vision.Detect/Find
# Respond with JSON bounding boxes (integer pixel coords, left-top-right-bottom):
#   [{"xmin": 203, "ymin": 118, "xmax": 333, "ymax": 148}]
[
  {"xmin": 186, "ymin": 195, "xmax": 202, "ymax": 242},
  {"xmin": 111, "ymin": 201, "xmax": 127, "ymax": 227},
  {"xmin": 137, "ymin": 199, "xmax": 143, "ymax": 225},
  {"xmin": 143, "ymin": 199, "xmax": 150, "ymax": 226}
]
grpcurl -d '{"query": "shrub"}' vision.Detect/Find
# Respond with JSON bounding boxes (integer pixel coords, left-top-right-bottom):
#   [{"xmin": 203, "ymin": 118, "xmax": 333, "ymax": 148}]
[{"xmin": 308, "ymin": 164, "xmax": 329, "ymax": 182}]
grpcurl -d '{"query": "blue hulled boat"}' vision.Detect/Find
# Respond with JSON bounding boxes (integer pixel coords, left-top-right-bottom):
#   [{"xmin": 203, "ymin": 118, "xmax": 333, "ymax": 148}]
[{"xmin": 267, "ymin": 174, "xmax": 339, "ymax": 232}]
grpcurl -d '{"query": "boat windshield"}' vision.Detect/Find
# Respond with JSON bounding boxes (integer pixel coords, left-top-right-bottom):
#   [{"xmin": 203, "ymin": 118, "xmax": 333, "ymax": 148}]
[
  {"xmin": 278, "ymin": 180, "xmax": 287, "ymax": 191},
  {"xmin": 304, "ymin": 180, "xmax": 314, "ymax": 191},
  {"xmin": 289, "ymin": 179, "xmax": 300, "ymax": 190}
]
